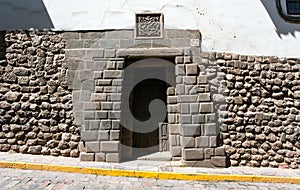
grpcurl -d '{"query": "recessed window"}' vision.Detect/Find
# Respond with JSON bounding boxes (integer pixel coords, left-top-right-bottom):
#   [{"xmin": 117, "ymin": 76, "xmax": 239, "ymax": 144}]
[
  {"xmin": 277, "ymin": 0, "xmax": 300, "ymax": 22},
  {"xmin": 286, "ymin": 0, "xmax": 300, "ymax": 15}
]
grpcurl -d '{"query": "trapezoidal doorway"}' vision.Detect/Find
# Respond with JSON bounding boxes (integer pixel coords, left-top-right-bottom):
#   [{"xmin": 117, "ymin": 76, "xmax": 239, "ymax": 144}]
[{"xmin": 120, "ymin": 58, "xmax": 175, "ymax": 161}]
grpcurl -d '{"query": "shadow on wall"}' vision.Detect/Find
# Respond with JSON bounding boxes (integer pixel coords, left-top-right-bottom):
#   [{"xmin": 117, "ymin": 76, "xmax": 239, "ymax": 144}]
[
  {"xmin": 260, "ymin": 0, "xmax": 300, "ymax": 37},
  {"xmin": 0, "ymin": 0, "xmax": 53, "ymax": 30}
]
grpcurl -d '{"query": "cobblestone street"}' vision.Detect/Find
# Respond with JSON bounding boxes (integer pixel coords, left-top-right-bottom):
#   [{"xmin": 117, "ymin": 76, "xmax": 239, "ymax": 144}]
[{"xmin": 0, "ymin": 168, "xmax": 299, "ymax": 190}]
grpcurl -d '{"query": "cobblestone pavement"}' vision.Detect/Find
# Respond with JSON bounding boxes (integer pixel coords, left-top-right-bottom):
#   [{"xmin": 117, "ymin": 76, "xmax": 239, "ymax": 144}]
[{"xmin": 0, "ymin": 168, "xmax": 299, "ymax": 190}]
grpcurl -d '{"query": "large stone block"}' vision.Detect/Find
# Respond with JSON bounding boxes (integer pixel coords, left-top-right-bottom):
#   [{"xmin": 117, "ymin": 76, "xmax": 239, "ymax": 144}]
[
  {"xmin": 210, "ymin": 156, "xmax": 227, "ymax": 167},
  {"xmin": 95, "ymin": 153, "xmax": 106, "ymax": 162},
  {"xmin": 181, "ymin": 137, "xmax": 195, "ymax": 148},
  {"xmin": 181, "ymin": 124, "xmax": 201, "ymax": 137},
  {"xmin": 199, "ymin": 102, "xmax": 213, "ymax": 113},
  {"xmin": 80, "ymin": 152, "xmax": 95, "ymax": 161},
  {"xmin": 175, "ymin": 65, "xmax": 185, "ymax": 75},
  {"xmin": 103, "ymin": 70, "xmax": 123, "ymax": 79},
  {"xmin": 195, "ymin": 136, "xmax": 209, "ymax": 148},
  {"xmin": 100, "ymin": 120, "xmax": 111, "ymax": 130},
  {"xmin": 86, "ymin": 141, "xmax": 100, "ymax": 153},
  {"xmin": 186, "ymin": 64, "xmax": 198, "ymax": 75},
  {"xmin": 192, "ymin": 115, "xmax": 205, "ymax": 124},
  {"xmin": 101, "ymin": 141, "xmax": 119, "ymax": 152},
  {"xmin": 106, "ymin": 153, "xmax": 120, "ymax": 162},
  {"xmin": 81, "ymin": 131, "xmax": 98, "ymax": 141},
  {"xmin": 98, "ymin": 131, "xmax": 109, "ymax": 140},
  {"xmin": 180, "ymin": 115, "xmax": 192, "ymax": 124},
  {"xmin": 202, "ymin": 123, "xmax": 217, "ymax": 136},
  {"xmin": 183, "ymin": 148, "xmax": 204, "ymax": 160},
  {"xmin": 170, "ymin": 146, "xmax": 181, "ymax": 157},
  {"xmin": 204, "ymin": 148, "xmax": 214, "ymax": 159},
  {"xmin": 184, "ymin": 160, "xmax": 213, "ymax": 167}
]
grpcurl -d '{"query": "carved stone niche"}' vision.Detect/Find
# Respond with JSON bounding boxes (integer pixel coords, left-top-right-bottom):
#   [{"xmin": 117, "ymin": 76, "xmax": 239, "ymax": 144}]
[{"xmin": 135, "ymin": 13, "xmax": 164, "ymax": 38}]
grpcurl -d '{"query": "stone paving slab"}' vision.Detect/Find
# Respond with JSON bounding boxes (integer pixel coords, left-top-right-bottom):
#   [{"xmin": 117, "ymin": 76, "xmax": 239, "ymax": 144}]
[{"xmin": 0, "ymin": 152, "xmax": 300, "ymax": 178}]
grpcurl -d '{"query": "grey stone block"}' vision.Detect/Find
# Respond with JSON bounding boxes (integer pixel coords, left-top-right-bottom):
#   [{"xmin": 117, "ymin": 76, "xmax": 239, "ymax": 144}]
[
  {"xmin": 84, "ymin": 111, "xmax": 94, "ymax": 120},
  {"xmin": 106, "ymin": 30, "xmax": 133, "ymax": 39},
  {"xmin": 210, "ymin": 136, "xmax": 217, "ymax": 148},
  {"xmin": 199, "ymin": 102, "xmax": 213, "ymax": 113},
  {"xmin": 175, "ymin": 65, "xmax": 185, "ymax": 75},
  {"xmin": 190, "ymin": 103, "xmax": 199, "ymax": 114},
  {"xmin": 195, "ymin": 136, "xmax": 209, "ymax": 148},
  {"xmin": 81, "ymin": 32, "xmax": 106, "ymax": 39},
  {"xmin": 202, "ymin": 123, "xmax": 217, "ymax": 136},
  {"xmin": 120, "ymin": 39, "xmax": 134, "ymax": 48},
  {"xmin": 180, "ymin": 115, "xmax": 192, "ymax": 124},
  {"xmin": 106, "ymin": 153, "xmax": 120, "ymax": 162},
  {"xmin": 197, "ymin": 76, "xmax": 207, "ymax": 84},
  {"xmin": 95, "ymin": 153, "xmax": 106, "ymax": 162},
  {"xmin": 82, "ymin": 80, "xmax": 95, "ymax": 91},
  {"xmin": 95, "ymin": 111, "xmax": 108, "ymax": 119},
  {"xmin": 80, "ymin": 90, "xmax": 91, "ymax": 102},
  {"xmin": 84, "ymin": 49, "xmax": 104, "ymax": 60},
  {"xmin": 80, "ymin": 70, "xmax": 93, "ymax": 80},
  {"xmin": 181, "ymin": 137, "xmax": 195, "ymax": 148},
  {"xmin": 84, "ymin": 102, "xmax": 101, "ymax": 110},
  {"xmin": 168, "ymin": 114, "xmax": 178, "ymax": 124},
  {"xmin": 100, "ymin": 40, "xmax": 120, "ymax": 49},
  {"xmin": 175, "ymin": 56, "xmax": 184, "ymax": 64},
  {"xmin": 186, "ymin": 64, "xmax": 198, "ymax": 75},
  {"xmin": 65, "ymin": 50, "xmax": 84, "ymax": 58},
  {"xmin": 112, "ymin": 120, "xmax": 120, "ymax": 129},
  {"xmin": 197, "ymin": 93, "xmax": 211, "ymax": 102},
  {"xmin": 103, "ymin": 70, "xmax": 123, "ymax": 79},
  {"xmin": 152, "ymin": 39, "xmax": 172, "ymax": 47},
  {"xmin": 184, "ymin": 160, "xmax": 213, "ymax": 167},
  {"xmin": 98, "ymin": 131, "xmax": 109, "ymax": 140},
  {"xmin": 204, "ymin": 148, "xmax": 214, "ymax": 159},
  {"xmin": 183, "ymin": 148, "xmax": 204, "ymax": 160},
  {"xmin": 168, "ymin": 105, "xmax": 179, "ymax": 113},
  {"xmin": 171, "ymin": 39, "xmax": 190, "ymax": 47},
  {"xmin": 215, "ymin": 147, "xmax": 226, "ymax": 156},
  {"xmin": 86, "ymin": 141, "xmax": 100, "ymax": 153},
  {"xmin": 179, "ymin": 95, "xmax": 197, "ymax": 103},
  {"xmin": 192, "ymin": 114, "xmax": 205, "ymax": 124},
  {"xmin": 112, "ymin": 79, "xmax": 123, "ymax": 86},
  {"xmin": 113, "ymin": 102, "xmax": 121, "ymax": 110},
  {"xmin": 181, "ymin": 124, "xmax": 201, "ymax": 137},
  {"xmin": 110, "ymin": 130, "xmax": 120, "ymax": 140},
  {"xmin": 100, "ymin": 120, "xmax": 111, "ymax": 130},
  {"xmin": 96, "ymin": 80, "xmax": 112, "ymax": 86},
  {"xmin": 206, "ymin": 114, "xmax": 216, "ymax": 123},
  {"xmin": 89, "ymin": 120, "xmax": 100, "ymax": 130},
  {"xmin": 169, "ymin": 124, "xmax": 180, "ymax": 134},
  {"xmin": 176, "ymin": 84, "xmax": 185, "ymax": 95},
  {"xmin": 101, "ymin": 141, "xmax": 119, "ymax": 152},
  {"xmin": 108, "ymin": 111, "xmax": 120, "ymax": 119},
  {"xmin": 66, "ymin": 40, "xmax": 83, "ymax": 49},
  {"xmin": 93, "ymin": 71, "xmax": 103, "ymax": 79},
  {"xmin": 170, "ymin": 146, "xmax": 181, "ymax": 157},
  {"xmin": 81, "ymin": 131, "xmax": 98, "ymax": 141},
  {"xmin": 85, "ymin": 61, "xmax": 106, "ymax": 70},
  {"xmin": 63, "ymin": 32, "xmax": 80, "ymax": 40},
  {"xmin": 167, "ymin": 96, "xmax": 178, "ymax": 104},
  {"xmin": 181, "ymin": 103, "xmax": 190, "ymax": 114},
  {"xmin": 78, "ymin": 142, "xmax": 86, "ymax": 152},
  {"xmin": 101, "ymin": 102, "xmax": 112, "ymax": 110},
  {"xmin": 110, "ymin": 94, "xmax": 122, "ymax": 101},
  {"xmin": 104, "ymin": 49, "xmax": 116, "ymax": 58},
  {"xmin": 80, "ymin": 152, "xmax": 95, "ymax": 161},
  {"xmin": 183, "ymin": 76, "xmax": 196, "ymax": 84},
  {"xmin": 106, "ymin": 61, "xmax": 116, "ymax": 69},
  {"xmin": 210, "ymin": 156, "xmax": 227, "ymax": 167}
]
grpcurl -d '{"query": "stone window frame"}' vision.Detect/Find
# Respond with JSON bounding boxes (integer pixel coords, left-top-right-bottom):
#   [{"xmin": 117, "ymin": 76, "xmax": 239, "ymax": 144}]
[{"xmin": 277, "ymin": 0, "xmax": 300, "ymax": 22}]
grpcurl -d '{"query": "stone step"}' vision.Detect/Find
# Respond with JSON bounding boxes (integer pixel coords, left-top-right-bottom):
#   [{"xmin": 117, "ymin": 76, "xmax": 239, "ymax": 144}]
[{"xmin": 136, "ymin": 152, "xmax": 172, "ymax": 161}]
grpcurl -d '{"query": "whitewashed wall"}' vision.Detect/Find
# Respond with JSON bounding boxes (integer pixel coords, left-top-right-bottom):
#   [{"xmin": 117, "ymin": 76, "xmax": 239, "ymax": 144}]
[{"xmin": 1, "ymin": 0, "xmax": 300, "ymax": 57}]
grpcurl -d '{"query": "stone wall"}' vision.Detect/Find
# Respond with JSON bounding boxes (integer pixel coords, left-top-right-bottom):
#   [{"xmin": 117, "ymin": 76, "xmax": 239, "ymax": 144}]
[
  {"xmin": 0, "ymin": 30, "xmax": 80, "ymax": 157},
  {"xmin": 215, "ymin": 53, "xmax": 300, "ymax": 169},
  {"xmin": 1, "ymin": 29, "xmax": 300, "ymax": 169}
]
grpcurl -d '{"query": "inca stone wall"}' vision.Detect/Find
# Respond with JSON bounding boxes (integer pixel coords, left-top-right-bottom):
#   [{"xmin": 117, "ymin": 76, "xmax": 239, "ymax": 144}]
[
  {"xmin": 0, "ymin": 29, "xmax": 300, "ymax": 169},
  {"xmin": 0, "ymin": 30, "xmax": 80, "ymax": 157},
  {"xmin": 215, "ymin": 53, "xmax": 300, "ymax": 169}
]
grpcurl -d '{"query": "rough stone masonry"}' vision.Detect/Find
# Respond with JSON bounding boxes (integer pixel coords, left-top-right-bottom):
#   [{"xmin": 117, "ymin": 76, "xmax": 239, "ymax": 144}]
[{"xmin": 0, "ymin": 29, "xmax": 300, "ymax": 169}]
